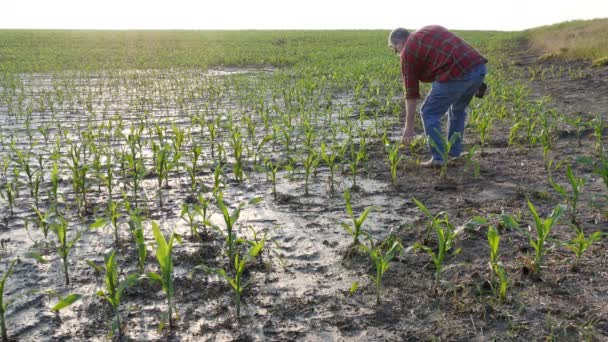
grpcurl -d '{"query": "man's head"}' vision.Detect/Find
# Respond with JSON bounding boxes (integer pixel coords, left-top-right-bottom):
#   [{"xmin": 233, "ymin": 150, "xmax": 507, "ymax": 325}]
[{"xmin": 388, "ymin": 28, "xmax": 410, "ymax": 54}]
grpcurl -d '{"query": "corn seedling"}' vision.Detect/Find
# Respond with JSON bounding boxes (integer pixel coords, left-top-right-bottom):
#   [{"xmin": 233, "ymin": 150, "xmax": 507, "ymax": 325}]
[
  {"xmin": 0, "ymin": 179, "xmax": 18, "ymax": 218},
  {"xmin": 0, "ymin": 259, "xmax": 17, "ymax": 342},
  {"xmin": 475, "ymin": 112, "xmax": 492, "ymax": 155},
  {"xmin": 412, "ymin": 198, "xmax": 444, "ymax": 243},
  {"xmin": 96, "ymin": 248, "xmax": 138, "ymax": 338},
  {"xmin": 360, "ymin": 234, "xmax": 402, "ymax": 305},
  {"xmin": 124, "ymin": 194, "xmax": 147, "ymax": 274},
  {"xmin": 565, "ymin": 113, "xmax": 586, "ymax": 147},
  {"xmin": 186, "ymin": 143, "xmax": 203, "ymax": 191},
  {"xmin": 180, "ymin": 203, "xmax": 202, "ymax": 240},
  {"xmin": 429, "ymin": 132, "xmax": 460, "ymax": 179},
  {"xmin": 214, "ymin": 239, "xmax": 265, "ymax": 318},
  {"xmin": 526, "ymin": 201, "xmax": 565, "ymax": 274},
  {"xmin": 563, "ymin": 226, "xmax": 603, "ymax": 268},
  {"xmin": 341, "ymin": 189, "xmax": 374, "ymax": 246},
  {"xmin": 229, "ymin": 130, "xmax": 245, "ymax": 182},
  {"xmin": 414, "ymin": 213, "xmax": 458, "ymax": 289},
  {"xmin": 214, "ymin": 192, "xmax": 262, "ymax": 267},
  {"xmin": 384, "ymin": 139, "xmax": 403, "ymax": 186},
  {"xmin": 320, "ymin": 142, "xmax": 339, "ymax": 196},
  {"xmin": 152, "ymin": 142, "xmax": 171, "ymax": 209},
  {"xmin": 147, "ymin": 221, "xmax": 181, "ymax": 331},
  {"xmin": 549, "ymin": 164, "xmax": 586, "ymax": 224},
  {"xmin": 264, "ymin": 158, "xmax": 280, "ymax": 201},
  {"xmin": 302, "ymin": 148, "xmax": 319, "ymax": 196},
  {"xmin": 487, "ymin": 226, "xmax": 508, "ymax": 301},
  {"xmin": 590, "ymin": 114, "xmax": 604, "ymax": 154}
]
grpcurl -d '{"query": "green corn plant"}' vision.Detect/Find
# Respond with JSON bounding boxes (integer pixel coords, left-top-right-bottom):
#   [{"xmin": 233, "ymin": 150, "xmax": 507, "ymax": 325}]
[
  {"xmin": 565, "ymin": 113, "xmax": 586, "ymax": 147},
  {"xmin": 563, "ymin": 227, "xmax": 603, "ymax": 268},
  {"xmin": 180, "ymin": 203, "xmax": 201, "ymax": 240},
  {"xmin": 264, "ymin": 158, "xmax": 280, "ymax": 201},
  {"xmin": 214, "ymin": 192, "xmax": 242, "ymax": 267},
  {"xmin": 45, "ymin": 212, "xmax": 94, "ymax": 285},
  {"xmin": 32, "ymin": 206, "xmax": 52, "ymax": 243},
  {"xmin": 147, "ymin": 221, "xmax": 181, "ymax": 331},
  {"xmin": 100, "ymin": 148, "xmax": 115, "ymax": 203},
  {"xmin": 302, "ymin": 148, "xmax": 319, "ymax": 196},
  {"xmin": 206, "ymin": 117, "xmax": 220, "ymax": 159},
  {"xmin": 494, "ymin": 266, "xmax": 508, "ymax": 302},
  {"xmin": 384, "ymin": 139, "xmax": 403, "ymax": 186},
  {"xmin": 412, "ymin": 198, "xmax": 444, "ymax": 243},
  {"xmin": 0, "ymin": 179, "xmax": 18, "ymax": 218},
  {"xmin": 360, "ymin": 234, "xmax": 402, "ymax": 305},
  {"xmin": 0, "ymin": 259, "xmax": 17, "ymax": 342},
  {"xmin": 320, "ymin": 142, "xmax": 339, "ymax": 196},
  {"xmin": 125, "ymin": 201, "xmax": 146, "ymax": 274},
  {"xmin": 251, "ymin": 135, "xmax": 273, "ymax": 167},
  {"xmin": 549, "ymin": 164, "xmax": 586, "ymax": 225},
  {"xmin": 13, "ymin": 149, "xmax": 35, "ymax": 198},
  {"xmin": 31, "ymin": 171, "xmax": 42, "ymax": 211},
  {"xmin": 526, "ymin": 201, "xmax": 565, "ymax": 274},
  {"xmin": 590, "ymin": 113, "xmax": 604, "ymax": 154},
  {"xmin": 475, "ymin": 112, "xmax": 493, "ymax": 155},
  {"xmin": 212, "ymin": 163, "xmax": 224, "ymax": 196},
  {"xmin": 429, "ymin": 132, "xmax": 460, "ymax": 179},
  {"xmin": 229, "ymin": 130, "xmax": 245, "ymax": 182},
  {"xmin": 214, "ymin": 239, "xmax": 265, "ymax": 319},
  {"xmin": 414, "ymin": 213, "xmax": 458, "ymax": 289},
  {"xmin": 152, "ymin": 142, "xmax": 170, "ymax": 209},
  {"xmin": 67, "ymin": 143, "xmax": 89, "ymax": 214},
  {"xmin": 487, "ymin": 226, "xmax": 500, "ymax": 278},
  {"xmin": 125, "ymin": 125, "xmax": 146, "ymax": 209},
  {"xmin": 107, "ymin": 200, "xmax": 121, "ymax": 247},
  {"xmin": 341, "ymin": 189, "xmax": 374, "ymax": 246},
  {"xmin": 186, "ymin": 143, "xmax": 203, "ymax": 191},
  {"xmin": 487, "ymin": 225, "xmax": 508, "ymax": 301},
  {"xmin": 507, "ymin": 121, "xmax": 522, "ymax": 152},
  {"xmin": 96, "ymin": 248, "xmax": 138, "ymax": 338},
  {"xmin": 49, "ymin": 160, "xmax": 60, "ymax": 207}
]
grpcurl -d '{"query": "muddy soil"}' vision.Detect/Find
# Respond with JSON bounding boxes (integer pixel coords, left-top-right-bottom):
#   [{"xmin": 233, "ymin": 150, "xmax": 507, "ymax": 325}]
[{"xmin": 0, "ymin": 54, "xmax": 607, "ymax": 341}]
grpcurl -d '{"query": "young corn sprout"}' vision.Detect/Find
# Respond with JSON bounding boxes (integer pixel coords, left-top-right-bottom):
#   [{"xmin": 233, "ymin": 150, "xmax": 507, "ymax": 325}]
[
  {"xmin": 214, "ymin": 192, "xmax": 262, "ymax": 267},
  {"xmin": 147, "ymin": 222, "xmax": 181, "ymax": 331},
  {"xmin": 320, "ymin": 142, "xmax": 340, "ymax": 196},
  {"xmin": 563, "ymin": 226, "xmax": 603, "ymax": 269},
  {"xmin": 96, "ymin": 248, "xmax": 138, "ymax": 338},
  {"xmin": 412, "ymin": 198, "xmax": 443, "ymax": 243},
  {"xmin": 46, "ymin": 211, "xmax": 96, "ymax": 285},
  {"xmin": 414, "ymin": 212, "xmax": 458, "ymax": 289},
  {"xmin": 360, "ymin": 234, "xmax": 402, "ymax": 305},
  {"xmin": 214, "ymin": 239, "xmax": 265, "ymax": 319},
  {"xmin": 0, "ymin": 178, "xmax": 18, "ymax": 218},
  {"xmin": 186, "ymin": 143, "xmax": 203, "ymax": 191},
  {"xmin": 0, "ymin": 259, "xmax": 17, "ymax": 342},
  {"xmin": 302, "ymin": 148, "xmax": 319, "ymax": 196},
  {"xmin": 341, "ymin": 189, "xmax": 374, "ymax": 246},
  {"xmin": 264, "ymin": 158, "xmax": 280, "ymax": 201},
  {"xmin": 487, "ymin": 226, "xmax": 508, "ymax": 302},
  {"xmin": 384, "ymin": 139, "xmax": 403, "ymax": 187},
  {"xmin": 549, "ymin": 164, "xmax": 586, "ymax": 224},
  {"xmin": 503, "ymin": 201, "xmax": 565, "ymax": 274},
  {"xmin": 429, "ymin": 132, "xmax": 460, "ymax": 179},
  {"xmin": 180, "ymin": 203, "xmax": 202, "ymax": 240},
  {"xmin": 124, "ymin": 193, "xmax": 146, "ymax": 274}
]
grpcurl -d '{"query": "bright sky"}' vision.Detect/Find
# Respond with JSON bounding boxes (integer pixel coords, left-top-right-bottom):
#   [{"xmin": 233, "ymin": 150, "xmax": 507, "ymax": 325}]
[{"xmin": 2, "ymin": 0, "xmax": 607, "ymax": 31}]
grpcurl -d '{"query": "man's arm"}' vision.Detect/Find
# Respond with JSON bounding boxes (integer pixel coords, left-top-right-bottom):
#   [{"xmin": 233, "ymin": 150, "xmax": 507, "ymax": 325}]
[{"xmin": 401, "ymin": 98, "xmax": 417, "ymax": 144}]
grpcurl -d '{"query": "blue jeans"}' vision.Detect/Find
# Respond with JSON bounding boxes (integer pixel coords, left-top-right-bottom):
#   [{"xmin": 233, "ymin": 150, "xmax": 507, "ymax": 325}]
[{"xmin": 420, "ymin": 63, "xmax": 487, "ymax": 161}]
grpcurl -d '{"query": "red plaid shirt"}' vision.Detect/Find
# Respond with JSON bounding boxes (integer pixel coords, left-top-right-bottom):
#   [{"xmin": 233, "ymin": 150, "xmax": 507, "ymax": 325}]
[{"xmin": 400, "ymin": 25, "xmax": 487, "ymax": 99}]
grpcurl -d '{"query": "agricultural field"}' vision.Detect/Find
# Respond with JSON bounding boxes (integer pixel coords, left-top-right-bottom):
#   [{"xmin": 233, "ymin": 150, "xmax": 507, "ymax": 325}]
[{"xmin": 0, "ymin": 27, "xmax": 606, "ymax": 341}]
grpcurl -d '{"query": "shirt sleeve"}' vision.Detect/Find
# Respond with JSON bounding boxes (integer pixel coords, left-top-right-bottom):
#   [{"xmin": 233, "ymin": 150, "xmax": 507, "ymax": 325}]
[{"xmin": 401, "ymin": 54, "xmax": 421, "ymax": 99}]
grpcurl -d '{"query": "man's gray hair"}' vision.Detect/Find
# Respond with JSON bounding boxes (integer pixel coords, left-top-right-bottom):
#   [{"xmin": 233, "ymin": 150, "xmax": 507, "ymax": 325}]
[{"xmin": 388, "ymin": 28, "xmax": 410, "ymax": 48}]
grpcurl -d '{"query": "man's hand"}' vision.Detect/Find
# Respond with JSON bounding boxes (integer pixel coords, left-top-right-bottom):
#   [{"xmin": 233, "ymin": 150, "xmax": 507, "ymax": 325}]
[{"xmin": 401, "ymin": 129, "xmax": 415, "ymax": 145}]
